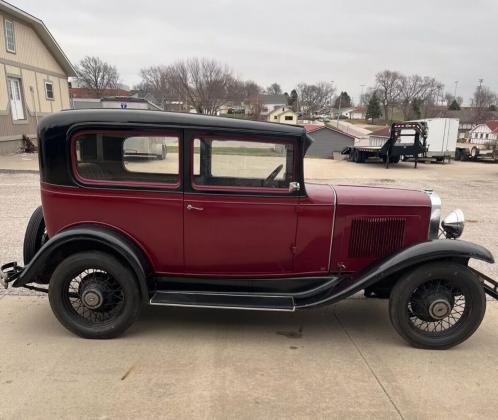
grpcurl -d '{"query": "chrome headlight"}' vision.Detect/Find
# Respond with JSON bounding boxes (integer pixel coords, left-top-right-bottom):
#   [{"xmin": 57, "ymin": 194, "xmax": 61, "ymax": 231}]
[
  {"xmin": 442, "ymin": 209, "xmax": 465, "ymax": 239},
  {"xmin": 425, "ymin": 190, "xmax": 441, "ymax": 240}
]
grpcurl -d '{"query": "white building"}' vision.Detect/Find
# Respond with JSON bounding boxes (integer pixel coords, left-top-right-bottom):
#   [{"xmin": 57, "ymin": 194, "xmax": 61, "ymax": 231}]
[
  {"xmin": 268, "ymin": 106, "xmax": 298, "ymax": 125},
  {"xmin": 260, "ymin": 94, "xmax": 287, "ymax": 116},
  {"xmin": 468, "ymin": 120, "xmax": 498, "ymax": 144}
]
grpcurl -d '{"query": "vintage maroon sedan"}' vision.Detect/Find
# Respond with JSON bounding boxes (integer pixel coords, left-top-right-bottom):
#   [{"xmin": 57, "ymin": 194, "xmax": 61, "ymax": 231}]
[{"xmin": 1, "ymin": 110, "xmax": 496, "ymax": 348}]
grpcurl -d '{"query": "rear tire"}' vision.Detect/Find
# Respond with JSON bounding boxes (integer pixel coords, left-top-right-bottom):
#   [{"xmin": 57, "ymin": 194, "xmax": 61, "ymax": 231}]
[
  {"xmin": 389, "ymin": 262, "xmax": 486, "ymax": 349},
  {"xmin": 470, "ymin": 147, "xmax": 479, "ymax": 160},
  {"xmin": 48, "ymin": 251, "xmax": 142, "ymax": 339},
  {"xmin": 23, "ymin": 206, "xmax": 48, "ymax": 265},
  {"xmin": 455, "ymin": 148, "xmax": 462, "ymax": 161}
]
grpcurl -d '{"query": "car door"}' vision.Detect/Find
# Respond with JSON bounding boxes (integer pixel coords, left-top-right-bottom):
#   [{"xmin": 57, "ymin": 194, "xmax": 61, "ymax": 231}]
[{"xmin": 183, "ymin": 130, "xmax": 299, "ymax": 277}]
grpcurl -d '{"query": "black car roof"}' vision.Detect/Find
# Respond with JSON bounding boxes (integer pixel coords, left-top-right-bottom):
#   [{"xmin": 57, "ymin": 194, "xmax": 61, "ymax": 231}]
[{"xmin": 38, "ymin": 109, "xmax": 306, "ymax": 137}]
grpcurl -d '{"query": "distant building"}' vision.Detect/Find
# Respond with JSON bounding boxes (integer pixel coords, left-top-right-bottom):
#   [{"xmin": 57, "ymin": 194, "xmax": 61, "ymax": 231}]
[
  {"xmin": 69, "ymin": 86, "xmax": 130, "ymax": 99},
  {"xmin": 259, "ymin": 94, "xmax": 287, "ymax": 116},
  {"xmin": 468, "ymin": 120, "xmax": 498, "ymax": 144},
  {"xmin": 268, "ymin": 106, "xmax": 298, "ymax": 125},
  {"xmin": 217, "ymin": 100, "xmax": 250, "ymax": 116},
  {"xmin": 331, "ymin": 107, "xmax": 354, "ymax": 119},
  {"xmin": 343, "ymin": 106, "xmax": 366, "ymax": 120},
  {"xmin": 304, "ymin": 124, "xmax": 356, "ymax": 158},
  {"xmin": 72, "ymin": 96, "xmax": 163, "ymax": 111},
  {"xmin": 0, "ymin": 0, "xmax": 75, "ymax": 154}
]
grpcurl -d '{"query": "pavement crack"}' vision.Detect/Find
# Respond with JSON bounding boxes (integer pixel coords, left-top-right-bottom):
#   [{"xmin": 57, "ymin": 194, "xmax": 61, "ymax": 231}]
[
  {"xmin": 120, "ymin": 365, "xmax": 135, "ymax": 381},
  {"xmin": 333, "ymin": 310, "xmax": 404, "ymax": 420}
]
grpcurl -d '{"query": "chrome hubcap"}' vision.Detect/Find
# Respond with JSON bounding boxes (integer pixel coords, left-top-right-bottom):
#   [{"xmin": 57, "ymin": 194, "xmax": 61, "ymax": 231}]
[
  {"xmin": 81, "ymin": 288, "xmax": 103, "ymax": 309},
  {"xmin": 428, "ymin": 299, "xmax": 451, "ymax": 320}
]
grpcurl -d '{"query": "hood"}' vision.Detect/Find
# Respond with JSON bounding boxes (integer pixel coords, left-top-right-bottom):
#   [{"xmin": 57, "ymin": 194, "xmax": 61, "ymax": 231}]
[{"xmin": 333, "ymin": 185, "xmax": 431, "ymax": 207}]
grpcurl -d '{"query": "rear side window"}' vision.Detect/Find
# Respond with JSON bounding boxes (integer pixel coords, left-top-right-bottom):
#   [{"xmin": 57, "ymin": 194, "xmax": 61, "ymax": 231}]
[
  {"xmin": 74, "ymin": 131, "xmax": 180, "ymax": 187},
  {"xmin": 192, "ymin": 135, "xmax": 295, "ymax": 192}
]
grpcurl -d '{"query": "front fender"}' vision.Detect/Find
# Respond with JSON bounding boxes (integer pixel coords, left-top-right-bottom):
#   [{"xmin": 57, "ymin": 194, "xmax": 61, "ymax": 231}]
[
  {"xmin": 13, "ymin": 225, "xmax": 151, "ymax": 301},
  {"xmin": 296, "ymin": 239, "xmax": 494, "ymax": 308}
]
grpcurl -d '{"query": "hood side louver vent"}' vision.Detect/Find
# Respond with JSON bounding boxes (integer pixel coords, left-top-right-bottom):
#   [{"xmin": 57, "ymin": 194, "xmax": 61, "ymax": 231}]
[{"xmin": 349, "ymin": 217, "xmax": 406, "ymax": 258}]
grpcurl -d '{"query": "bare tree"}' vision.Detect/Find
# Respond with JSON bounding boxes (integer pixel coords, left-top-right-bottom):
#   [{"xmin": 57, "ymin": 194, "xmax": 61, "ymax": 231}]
[
  {"xmin": 166, "ymin": 58, "xmax": 235, "ymax": 115},
  {"xmin": 375, "ymin": 70, "xmax": 403, "ymax": 123},
  {"xmin": 296, "ymin": 81, "xmax": 335, "ymax": 117},
  {"xmin": 74, "ymin": 56, "xmax": 120, "ymax": 98},
  {"xmin": 267, "ymin": 83, "xmax": 282, "ymax": 95},
  {"xmin": 473, "ymin": 85, "xmax": 497, "ymax": 122},
  {"xmin": 136, "ymin": 65, "xmax": 173, "ymax": 105},
  {"xmin": 398, "ymin": 75, "xmax": 443, "ymax": 119}
]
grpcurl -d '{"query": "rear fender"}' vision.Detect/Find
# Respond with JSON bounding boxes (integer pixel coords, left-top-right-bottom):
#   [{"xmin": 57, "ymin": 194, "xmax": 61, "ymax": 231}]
[
  {"xmin": 296, "ymin": 239, "xmax": 494, "ymax": 308},
  {"xmin": 13, "ymin": 225, "xmax": 152, "ymax": 301}
]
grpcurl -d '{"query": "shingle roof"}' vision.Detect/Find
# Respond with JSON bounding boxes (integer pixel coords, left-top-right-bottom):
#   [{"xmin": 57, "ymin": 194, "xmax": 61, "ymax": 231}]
[
  {"xmin": 486, "ymin": 120, "xmax": 498, "ymax": 133},
  {"xmin": 304, "ymin": 124, "xmax": 356, "ymax": 139},
  {"xmin": 260, "ymin": 94, "xmax": 287, "ymax": 105}
]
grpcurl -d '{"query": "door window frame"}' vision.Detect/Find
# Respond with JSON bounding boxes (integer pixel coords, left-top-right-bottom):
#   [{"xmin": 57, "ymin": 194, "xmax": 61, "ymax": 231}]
[
  {"xmin": 185, "ymin": 129, "xmax": 303, "ymax": 196},
  {"xmin": 70, "ymin": 128, "xmax": 183, "ymax": 190}
]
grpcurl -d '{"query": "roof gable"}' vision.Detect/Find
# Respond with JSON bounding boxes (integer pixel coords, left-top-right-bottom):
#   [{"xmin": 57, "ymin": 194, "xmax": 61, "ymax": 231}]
[{"xmin": 0, "ymin": 0, "xmax": 75, "ymax": 76}]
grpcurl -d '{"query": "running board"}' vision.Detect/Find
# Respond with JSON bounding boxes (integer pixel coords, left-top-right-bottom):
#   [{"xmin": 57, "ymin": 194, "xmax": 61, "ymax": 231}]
[{"xmin": 150, "ymin": 291, "xmax": 295, "ymax": 311}]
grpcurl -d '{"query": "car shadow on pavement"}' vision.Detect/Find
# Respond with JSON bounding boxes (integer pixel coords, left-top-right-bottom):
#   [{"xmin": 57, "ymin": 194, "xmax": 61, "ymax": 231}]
[{"xmin": 127, "ymin": 298, "xmax": 403, "ymax": 347}]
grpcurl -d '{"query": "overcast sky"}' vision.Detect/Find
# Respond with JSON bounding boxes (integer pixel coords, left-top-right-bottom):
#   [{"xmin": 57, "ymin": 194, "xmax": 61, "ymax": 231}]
[{"xmin": 15, "ymin": 0, "xmax": 498, "ymax": 104}]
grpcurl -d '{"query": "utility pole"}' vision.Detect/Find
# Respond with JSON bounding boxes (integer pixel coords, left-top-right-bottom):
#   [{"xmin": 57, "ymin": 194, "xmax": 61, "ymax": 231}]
[
  {"xmin": 360, "ymin": 84, "xmax": 366, "ymax": 105},
  {"xmin": 453, "ymin": 80, "xmax": 459, "ymax": 98},
  {"xmin": 336, "ymin": 93, "xmax": 342, "ymax": 129}
]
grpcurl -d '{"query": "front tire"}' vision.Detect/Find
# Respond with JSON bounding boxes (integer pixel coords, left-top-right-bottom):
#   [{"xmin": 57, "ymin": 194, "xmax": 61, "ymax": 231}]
[
  {"xmin": 389, "ymin": 262, "xmax": 486, "ymax": 349},
  {"xmin": 48, "ymin": 251, "xmax": 142, "ymax": 339}
]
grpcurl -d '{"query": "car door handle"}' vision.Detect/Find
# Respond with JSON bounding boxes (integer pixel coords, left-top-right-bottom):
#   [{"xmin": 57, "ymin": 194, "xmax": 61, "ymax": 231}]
[{"xmin": 186, "ymin": 204, "xmax": 204, "ymax": 211}]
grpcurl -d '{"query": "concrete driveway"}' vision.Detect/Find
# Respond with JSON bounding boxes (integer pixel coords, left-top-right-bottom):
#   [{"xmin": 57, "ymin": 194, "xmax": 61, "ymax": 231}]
[{"xmin": 1, "ymin": 295, "xmax": 497, "ymax": 419}]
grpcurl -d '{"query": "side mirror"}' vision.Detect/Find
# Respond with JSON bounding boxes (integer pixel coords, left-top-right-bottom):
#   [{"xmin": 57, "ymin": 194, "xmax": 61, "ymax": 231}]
[{"xmin": 289, "ymin": 182, "xmax": 300, "ymax": 193}]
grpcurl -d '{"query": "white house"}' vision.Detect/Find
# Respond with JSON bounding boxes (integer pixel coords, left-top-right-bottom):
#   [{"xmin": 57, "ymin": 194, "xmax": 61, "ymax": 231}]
[
  {"xmin": 267, "ymin": 106, "xmax": 298, "ymax": 125},
  {"xmin": 468, "ymin": 120, "xmax": 498, "ymax": 144},
  {"xmin": 260, "ymin": 94, "xmax": 287, "ymax": 116},
  {"xmin": 344, "ymin": 106, "xmax": 366, "ymax": 120}
]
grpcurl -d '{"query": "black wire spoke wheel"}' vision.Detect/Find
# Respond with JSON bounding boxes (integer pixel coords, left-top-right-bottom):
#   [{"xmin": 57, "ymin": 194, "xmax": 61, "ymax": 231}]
[
  {"xmin": 65, "ymin": 269, "xmax": 126, "ymax": 325},
  {"xmin": 389, "ymin": 262, "xmax": 486, "ymax": 349},
  {"xmin": 49, "ymin": 251, "xmax": 142, "ymax": 339},
  {"xmin": 407, "ymin": 279, "xmax": 466, "ymax": 334}
]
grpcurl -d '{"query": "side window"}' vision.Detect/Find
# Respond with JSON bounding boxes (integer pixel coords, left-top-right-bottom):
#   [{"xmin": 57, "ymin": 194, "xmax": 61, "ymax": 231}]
[
  {"xmin": 45, "ymin": 82, "xmax": 54, "ymax": 100},
  {"xmin": 74, "ymin": 131, "xmax": 180, "ymax": 186},
  {"xmin": 192, "ymin": 135, "xmax": 295, "ymax": 192},
  {"xmin": 4, "ymin": 19, "xmax": 15, "ymax": 53}
]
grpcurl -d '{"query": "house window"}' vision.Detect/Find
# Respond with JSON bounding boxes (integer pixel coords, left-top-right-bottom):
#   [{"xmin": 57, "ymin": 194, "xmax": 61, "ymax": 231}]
[
  {"xmin": 192, "ymin": 136, "xmax": 295, "ymax": 192},
  {"xmin": 274, "ymin": 116, "xmax": 278, "ymax": 120},
  {"xmin": 45, "ymin": 82, "xmax": 54, "ymax": 100},
  {"xmin": 74, "ymin": 131, "xmax": 180, "ymax": 187},
  {"xmin": 4, "ymin": 19, "xmax": 15, "ymax": 53},
  {"xmin": 284, "ymin": 116, "xmax": 293, "ymax": 121}
]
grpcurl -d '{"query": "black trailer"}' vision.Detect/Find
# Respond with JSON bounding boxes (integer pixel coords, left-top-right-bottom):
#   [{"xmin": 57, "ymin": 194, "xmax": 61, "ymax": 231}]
[{"xmin": 343, "ymin": 122, "xmax": 428, "ymax": 168}]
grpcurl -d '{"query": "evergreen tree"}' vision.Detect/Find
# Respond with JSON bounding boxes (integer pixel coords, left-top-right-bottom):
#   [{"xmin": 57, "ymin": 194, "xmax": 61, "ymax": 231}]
[
  {"xmin": 365, "ymin": 93, "xmax": 382, "ymax": 123},
  {"xmin": 334, "ymin": 91, "xmax": 352, "ymax": 108},
  {"xmin": 448, "ymin": 99, "xmax": 461, "ymax": 110}
]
